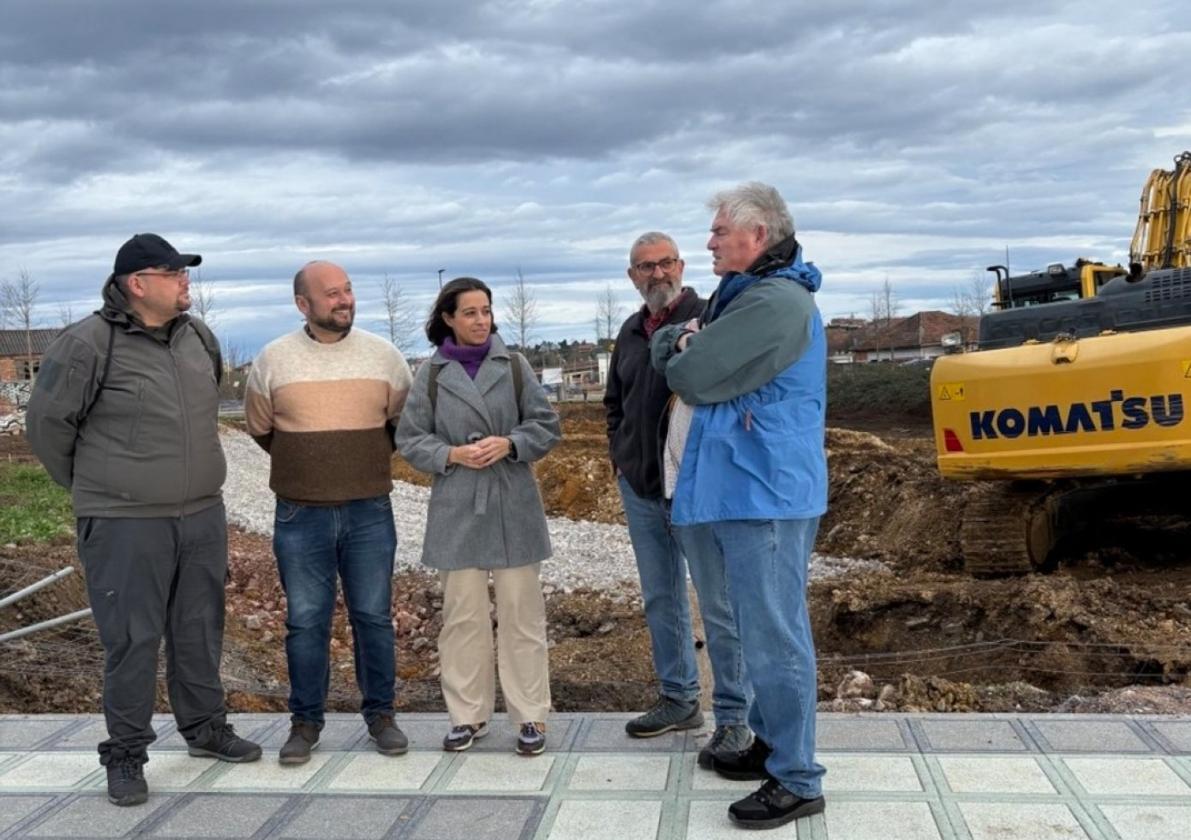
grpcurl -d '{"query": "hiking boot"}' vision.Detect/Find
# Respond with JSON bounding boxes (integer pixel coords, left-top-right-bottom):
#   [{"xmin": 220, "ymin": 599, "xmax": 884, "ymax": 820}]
[
  {"xmin": 711, "ymin": 737, "xmax": 772, "ymax": 781},
  {"xmin": 625, "ymin": 695, "xmax": 703, "ymax": 738},
  {"xmin": 443, "ymin": 722, "xmax": 489, "ymax": 752},
  {"xmin": 697, "ymin": 724, "xmax": 754, "ymax": 770},
  {"xmin": 516, "ymin": 722, "xmax": 546, "ymax": 756},
  {"xmin": 104, "ymin": 753, "xmax": 148, "ymax": 807},
  {"xmin": 187, "ymin": 723, "xmax": 262, "ymax": 763},
  {"xmin": 728, "ymin": 778, "xmax": 825, "ymax": 829},
  {"xmin": 368, "ymin": 715, "xmax": 409, "ymax": 756},
  {"xmin": 279, "ymin": 721, "xmax": 320, "ymax": 765}
]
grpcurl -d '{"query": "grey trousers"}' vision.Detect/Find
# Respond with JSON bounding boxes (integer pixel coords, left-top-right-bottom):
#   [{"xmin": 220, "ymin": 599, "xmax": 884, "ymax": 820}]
[{"xmin": 77, "ymin": 503, "xmax": 229, "ymax": 763}]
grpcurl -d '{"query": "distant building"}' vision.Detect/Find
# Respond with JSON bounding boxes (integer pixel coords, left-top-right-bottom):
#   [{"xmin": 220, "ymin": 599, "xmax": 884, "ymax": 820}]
[
  {"xmin": 838, "ymin": 311, "xmax": 975, "ymax": 363},
  {"xmin": 0, "ymin": 329, "xmax": 61, "ymax": 381}
]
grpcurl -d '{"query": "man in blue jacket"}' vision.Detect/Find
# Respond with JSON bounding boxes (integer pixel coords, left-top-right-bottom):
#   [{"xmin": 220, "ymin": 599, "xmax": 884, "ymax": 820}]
[{"xmin": 652, "ymin": 183, "xmax": 827, "ymax": 830}]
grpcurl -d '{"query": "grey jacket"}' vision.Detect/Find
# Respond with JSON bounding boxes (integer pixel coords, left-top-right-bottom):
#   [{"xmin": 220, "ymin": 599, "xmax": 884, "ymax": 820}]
[
  {"xmin": 26, "ymin": 277, "xmax": 226, "ymax": 517},
  {"xmin": 395, "ymin": 335, "xmax": 561, "ymax": 570}
]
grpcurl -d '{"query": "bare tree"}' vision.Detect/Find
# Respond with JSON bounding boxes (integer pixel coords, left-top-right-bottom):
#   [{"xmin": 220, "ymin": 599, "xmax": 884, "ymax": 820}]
[
  {"xmin": 58, "ymin": 303, "xmax": 76, "ymax": 327},
  {"xmin": 189, "ymin": 268, "xmax": 218, "ymax": 328},
  {"xmin": 504, "ymin": 267, "xmax": 538, "ymax": 350},
  {"xmin": 950, "ymin": 270, "xmax": 992, "ymax": 319},
  {"xmin": 868, "ymin": 275, "xmax": 899, "ymax": 325},
  {"xmin": 220, "ymin": 340, "xmax": 252, "ymax": 400},
  {"xmin": 595, "ymin": 283, "xmax": 623, "ymax": 342},
  {"xmin": 1, "ymin": 269, "xmax": 40, "ymax": 379},
  {"xmin": 376, "ymin": 274, "xmax": 419, "ymax": 355}
]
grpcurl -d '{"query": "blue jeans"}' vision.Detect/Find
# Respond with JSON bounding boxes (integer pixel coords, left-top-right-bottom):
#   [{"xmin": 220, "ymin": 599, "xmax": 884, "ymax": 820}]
[
  {"xmin": 274, "ymin": 495, "xmax": 397, "ymax": 726},
  {"xmin": 711, "ymin": 517, "xmax": 825, "ymax": 798},
  {"xmin": 617, "ymin": 476, "xmax": 749, "ymax": 725}
]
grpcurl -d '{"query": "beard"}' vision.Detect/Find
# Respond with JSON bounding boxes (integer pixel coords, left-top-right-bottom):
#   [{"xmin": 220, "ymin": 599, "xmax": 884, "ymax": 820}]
[
  {"xmin": 310, "ymin": 305, "xmax": 355, "ymax": 334},
  {"xmin": 641, "ymin": 279, "xmax": 681, "ymax": 314}
]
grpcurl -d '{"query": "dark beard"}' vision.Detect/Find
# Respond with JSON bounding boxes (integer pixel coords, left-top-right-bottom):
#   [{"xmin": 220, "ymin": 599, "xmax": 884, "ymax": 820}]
[{"xmin": 310, "ymin": 307, "xmax": 354, "ymax": 334}]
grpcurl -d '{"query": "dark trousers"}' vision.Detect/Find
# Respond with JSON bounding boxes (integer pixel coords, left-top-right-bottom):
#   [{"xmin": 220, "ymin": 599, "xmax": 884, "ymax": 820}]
[{"xmin": 77, "ymin": 503, "xmax": 229, "ymax": 763}]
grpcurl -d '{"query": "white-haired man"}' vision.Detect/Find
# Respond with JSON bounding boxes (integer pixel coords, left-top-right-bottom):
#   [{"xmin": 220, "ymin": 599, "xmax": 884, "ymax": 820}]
[{"xmin": 652, "ymin": 183, "xmax": 828, "ymax": 830}]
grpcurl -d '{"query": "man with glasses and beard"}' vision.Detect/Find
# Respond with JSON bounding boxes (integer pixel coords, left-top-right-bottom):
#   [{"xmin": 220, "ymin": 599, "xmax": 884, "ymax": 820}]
[
  {"xmin": 27, "ymin": 234, "xmax": 262, "ymax": 807},
  {"xmin": 604, "ymin": 232, "xmax": 751, "ymax": 768},
  {"xmin": 245, "ymin": 261, "xmax": 413, "ymax": 765}
]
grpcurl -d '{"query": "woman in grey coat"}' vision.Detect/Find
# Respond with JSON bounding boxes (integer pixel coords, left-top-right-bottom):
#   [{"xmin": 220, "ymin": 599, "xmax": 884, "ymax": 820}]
[{"xmin": 395, "ymin": 277, "xmax": 561, "ymax": 756}]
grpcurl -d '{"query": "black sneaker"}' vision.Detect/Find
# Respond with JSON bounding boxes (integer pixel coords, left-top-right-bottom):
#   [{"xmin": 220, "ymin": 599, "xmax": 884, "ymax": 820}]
[
  {"xmin": 368, "ymin": 715, "xmax": 409, "ymax": 756},
  {"xmin": 624, "ymin": 695, "xmax": 703, "ymax": 738},
  {"xmin": 728, "ymin": 778, "xmax": 825, "ymax": 829},
  {"xmin": 516, "ymin": 722, "xmax": 546, "ymax": 756},
  {"xmin": 697, "ymin": 724, "xmax": 753, "ymax": 770},
  {"xmin": 105, "ymin": 753, "xmax": 148, "ymax": 807},
  {"xmin": 279, "ymin": 722, "xmax": 320, "ymax": 765},
  {"xmin": 443, "ymin": 722, "xmax": 489, "ymax": 752},
  {"xmin": 710, "ymin": 737, "xmax": 772, "ymax": 780},
  {"xmin": 186, "ymin": 723, "xmax": 263, "ymax": 763}
]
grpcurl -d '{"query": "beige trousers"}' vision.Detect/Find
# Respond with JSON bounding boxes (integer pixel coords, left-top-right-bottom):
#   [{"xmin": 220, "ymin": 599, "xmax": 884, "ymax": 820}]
[{"xmin": 438, "ymin": 564, "xmax": 551, "ymax": 726}]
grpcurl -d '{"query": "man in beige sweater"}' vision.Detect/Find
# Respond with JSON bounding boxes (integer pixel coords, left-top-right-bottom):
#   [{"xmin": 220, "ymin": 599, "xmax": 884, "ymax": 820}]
[{"xmin": 246, "ymin": 261, "xmax": 413, "ymax": 764}]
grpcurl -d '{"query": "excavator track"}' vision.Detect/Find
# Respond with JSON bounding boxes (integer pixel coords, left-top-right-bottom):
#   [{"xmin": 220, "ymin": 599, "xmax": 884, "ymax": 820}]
[{"xmin": 960, "ymin": 484, "xmax": 1055, "ymax": 576}]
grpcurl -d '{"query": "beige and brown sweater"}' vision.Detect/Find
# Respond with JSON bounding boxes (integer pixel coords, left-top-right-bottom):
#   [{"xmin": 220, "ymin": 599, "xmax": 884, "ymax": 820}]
[{"xmin": 245, "ymin": 328, "xmax": 412, "ymax": 504}]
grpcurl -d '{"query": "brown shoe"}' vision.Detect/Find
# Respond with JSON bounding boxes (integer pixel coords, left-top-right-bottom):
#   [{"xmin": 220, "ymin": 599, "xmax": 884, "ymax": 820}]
[{"xmin": 279, "ymin": 722, "xmax": 320, "ymax": 765}]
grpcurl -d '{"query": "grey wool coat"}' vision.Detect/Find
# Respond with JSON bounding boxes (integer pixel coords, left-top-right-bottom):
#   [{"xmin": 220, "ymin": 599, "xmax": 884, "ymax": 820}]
[{"xmin": 394, "ymin": 335, "xmax": 562, "ymax": 570}]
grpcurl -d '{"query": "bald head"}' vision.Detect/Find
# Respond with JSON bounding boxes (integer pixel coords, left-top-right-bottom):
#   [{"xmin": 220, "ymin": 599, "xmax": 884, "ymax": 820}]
[{"xmin": 294, "ymin": 260, "xmax": 355, "ymax": 341}]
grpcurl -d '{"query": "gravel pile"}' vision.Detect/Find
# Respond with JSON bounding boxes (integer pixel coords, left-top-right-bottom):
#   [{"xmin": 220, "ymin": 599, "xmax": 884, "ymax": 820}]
[{"xmin": 221, "ymin": 429, "xmax": 887, "ymax": 592}]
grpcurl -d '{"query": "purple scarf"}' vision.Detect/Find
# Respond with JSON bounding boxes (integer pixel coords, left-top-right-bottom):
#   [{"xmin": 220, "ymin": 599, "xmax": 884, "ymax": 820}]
[{"xmin": 440, "ymin": 336, "xmax": 491, "ymax": 379}]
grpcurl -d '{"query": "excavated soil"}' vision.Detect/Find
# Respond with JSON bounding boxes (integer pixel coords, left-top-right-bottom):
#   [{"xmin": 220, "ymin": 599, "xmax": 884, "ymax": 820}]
[{"xmin": 2, "ymin": 405, "xmax": 1189, "ymax": 715}]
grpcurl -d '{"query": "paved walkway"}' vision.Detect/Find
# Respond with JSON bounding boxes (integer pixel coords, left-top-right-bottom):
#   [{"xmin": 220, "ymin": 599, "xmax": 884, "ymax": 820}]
[{"xmin": 0, "ymin": 713, "xmax": 1189, "ymax": 839}]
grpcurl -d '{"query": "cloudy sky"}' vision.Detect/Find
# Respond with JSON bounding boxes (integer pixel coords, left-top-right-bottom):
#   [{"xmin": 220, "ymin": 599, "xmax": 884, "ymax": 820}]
[{"xmin": 1, "ymin": 0, "xmax": 1187, "ymax": 355}]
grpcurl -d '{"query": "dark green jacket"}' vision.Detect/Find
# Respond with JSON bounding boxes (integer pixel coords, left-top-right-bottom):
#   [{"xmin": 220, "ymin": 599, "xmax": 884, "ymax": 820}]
[{"xmin": 26, "ymin": 277, "xmax": 225, "ymax": 517}]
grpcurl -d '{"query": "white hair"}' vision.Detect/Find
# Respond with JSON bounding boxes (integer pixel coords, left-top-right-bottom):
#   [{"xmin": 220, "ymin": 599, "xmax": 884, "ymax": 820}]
[{"xmin": 707, "ymin": 182, "xmax": 794, "ymax": 247}]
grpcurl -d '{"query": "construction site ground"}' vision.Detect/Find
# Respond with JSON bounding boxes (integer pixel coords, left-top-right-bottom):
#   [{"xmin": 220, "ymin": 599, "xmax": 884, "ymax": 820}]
[{"xmin": 2, "ymin": 403, "xmax": 1189, "ymax": 717}]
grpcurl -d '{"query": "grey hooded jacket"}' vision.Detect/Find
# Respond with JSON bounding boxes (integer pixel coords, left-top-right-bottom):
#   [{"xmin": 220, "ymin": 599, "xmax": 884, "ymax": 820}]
[{"xmin": 26, "ymin": 276, "xmax": 226, "ymax": 517}]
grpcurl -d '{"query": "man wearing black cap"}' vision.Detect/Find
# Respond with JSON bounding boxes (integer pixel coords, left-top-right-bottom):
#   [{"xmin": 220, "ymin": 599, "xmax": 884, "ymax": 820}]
[{"xmin": 26, "ymin": 234, "xmax": 261, "ymax": 807}]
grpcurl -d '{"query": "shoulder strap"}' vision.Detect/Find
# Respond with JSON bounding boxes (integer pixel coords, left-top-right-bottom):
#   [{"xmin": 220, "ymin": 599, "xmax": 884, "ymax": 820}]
[
  {"xmin": 80, "ymin": 320, "xmax": 117, "ymax": 424},
  {"xmin": 510, "ymin": 352, "xmax": 524, "ymax": 410},
  {"xmin": 189, "ymin": 318, "xmax": 223, "ymax": 385},
  {"xmin": 428, "ymin": 361, "xmax": 441, "ymax": 414}
]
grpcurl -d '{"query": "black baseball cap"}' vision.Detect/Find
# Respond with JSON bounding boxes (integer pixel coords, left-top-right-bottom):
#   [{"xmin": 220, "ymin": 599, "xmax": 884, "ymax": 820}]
[{"xmin": 112, "ymin": 233, "xmax": 202, "ymax": 276}]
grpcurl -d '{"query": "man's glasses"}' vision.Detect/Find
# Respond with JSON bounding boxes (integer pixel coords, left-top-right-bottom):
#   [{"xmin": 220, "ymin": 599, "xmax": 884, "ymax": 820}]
[
  {"xmin": 632, "ymin": 257, "xmax": 680, "ymax": 274},
  {"xmin": 136, "ymin": 268, "xmax": 190, "ymax": 280}
]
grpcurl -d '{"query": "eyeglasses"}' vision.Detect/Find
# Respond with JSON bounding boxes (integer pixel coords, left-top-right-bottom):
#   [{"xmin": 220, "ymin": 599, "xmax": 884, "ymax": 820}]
[
  {"xmin": 135, "ymin": 268, "xmax": 190, "ymax": 280},
  {"xmin": 632, "ymin": 257, "xmax": 680, "ymax": 274}
]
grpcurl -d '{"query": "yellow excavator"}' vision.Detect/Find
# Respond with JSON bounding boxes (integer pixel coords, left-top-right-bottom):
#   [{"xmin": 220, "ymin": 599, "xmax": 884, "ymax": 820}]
[{"xmin": 931, "ymin": 152, "xmax": 1191, "ymax": 575}]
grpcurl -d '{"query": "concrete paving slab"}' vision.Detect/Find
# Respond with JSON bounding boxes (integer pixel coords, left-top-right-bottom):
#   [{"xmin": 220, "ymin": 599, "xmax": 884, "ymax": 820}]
[
  {"xmin": 914, "ymin": 719, "xmax": 1030, "ymax": 752},
  {"xmin": 1031, "ymin": 720, "xmax": 1152, "ymax": 753},
  {"xmin": 957, "ymin": 802, "xmax": 1091, "ymax": 840},
  {"xmin": 21, "ymin": 793, "xmax": 174, "ymax": 837},
  {"xmin": 1062, "ymin": 757, "xmax": 1191, "ymax": 797},
  {"xmin": 144, "ymin": 753, "xmax": 220, "ymax": 790},
  {"xmin": 1149, "ymin": 721, "xmax": 1191, "ymax": 753},
  {"xmin": 271, "ymin": 795, "xmax": 412, "ymax": 839},
  {"xmin": 684, "ymin": 800, "xmax": 801, "ymax": 839},
  {"xmin": 391, "ymin": 719, "xmax": 576, "ymax": 754},
  {"xmin": 823, "ymin": 801, "xmax": 943, "ymax": 840},
  {"xmin": 0, "ymin": 720, "xmax": 77, "ymax": 751},
  {"xmin": 38, "ymin": 720, "xmax": 116, "ymax": 752},
  {"xmin": 325, "ymin": 751, "xmax": 443, "ymax": 791},
  {"xmin": 0, "ymin": 795, "xmax": 56, "ymax": 834},
  {"xmin": 153, "ymin": 716, "xmax": 279, "ymax": 751},
  {"xmin": 258, "ymin": 719, "xmax": 366, "ymax": 752},
  {"xmin": 578, "ymin": 719, "xmax": 684, "ymax": 752},
  {"xmin": 407, "ymin": 797, "xmax": 541, "ymax": 840},
  {"xmin": 445, "ymin": 753, "xmax": 554, "ymax": 792},
  {"xmin": 821, "ymin": 755, "xmax": 923, "ymax": 793},
  {"xmin": 1098, "ymin": 804, "xmax": 1191, "ymax": 840},
  {"xmin": 817, "ymin": 717, "xmax": 911, "ymax": 751},
  {"xmin": 567, "ymin": 755, "xmax": 671, "ymax": 792},
  {"xmin": 142, "ymin": 793, "xmax": 291, "ymax": 838},
  {"xmin": 545, "ymin": 800, "xmax": 661, "ymax": 840},
  {"xmin": 0, "ymin": 754, "xmax": 100, "ymax": 789},
  {"xmin": 936, "ymin": 755, "xmax": 1056, "ymax": 795},
  {"xmin": 210, "ymin": 753, "xmax": 332, "ymax": 790}
]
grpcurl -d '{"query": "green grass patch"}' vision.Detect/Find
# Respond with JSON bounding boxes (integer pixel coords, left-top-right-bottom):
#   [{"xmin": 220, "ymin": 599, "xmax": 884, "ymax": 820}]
[{"xmin": 0, "ymin": 463, "xmax": 73, "ymax": 543}]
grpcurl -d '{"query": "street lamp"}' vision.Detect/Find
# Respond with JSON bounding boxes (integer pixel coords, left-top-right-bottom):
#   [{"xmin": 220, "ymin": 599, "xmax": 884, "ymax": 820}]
[{"xmin": 437, "ymin": 268, "xmax": 445, "ymax": 288}]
